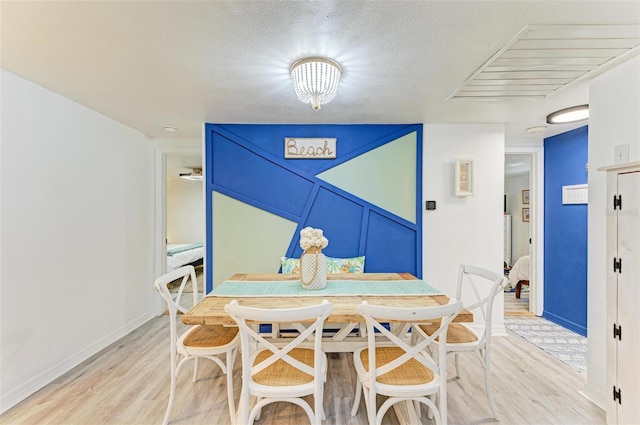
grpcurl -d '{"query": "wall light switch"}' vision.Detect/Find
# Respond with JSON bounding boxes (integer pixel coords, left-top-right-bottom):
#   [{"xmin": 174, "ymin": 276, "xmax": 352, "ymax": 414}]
[{"xmin": 614, "ymin": 143, "xmax": 629, "ymax": 164}]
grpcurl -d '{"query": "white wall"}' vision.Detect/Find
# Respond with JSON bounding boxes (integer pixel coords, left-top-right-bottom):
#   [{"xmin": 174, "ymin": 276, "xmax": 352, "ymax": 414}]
[
  {"xmin": 422, "ymin": 124, "xmax": 506, "ymax": 332},
  {"xmin": 505, "ymin": 173, "xmax": 530, "ymax": 262},
  {"xmin": 585, "ymin": 55, "xmax": 640, "ymax": 409},
  {"xmin": 167, "ymin": 178, "xmax": 204, "ymax": 243},
  {"xmin": 0, "ymin": 70, "xmax": 156, "ymax": 412}
]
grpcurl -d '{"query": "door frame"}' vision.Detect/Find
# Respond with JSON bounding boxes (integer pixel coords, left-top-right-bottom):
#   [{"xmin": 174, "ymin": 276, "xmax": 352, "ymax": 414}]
[
  {"xmin": 153, "ymin": 143, "xmax": 202, "ymax": 315},
  {"xmin": 505, "ymin": 146, "xmax": 544, "ymax": 316}
]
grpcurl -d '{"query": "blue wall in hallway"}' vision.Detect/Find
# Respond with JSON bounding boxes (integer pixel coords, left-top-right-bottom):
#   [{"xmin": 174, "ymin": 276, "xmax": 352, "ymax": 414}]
[{"xmin": 543, "ymin": 125, "xmax": 588, "ymax": 336}]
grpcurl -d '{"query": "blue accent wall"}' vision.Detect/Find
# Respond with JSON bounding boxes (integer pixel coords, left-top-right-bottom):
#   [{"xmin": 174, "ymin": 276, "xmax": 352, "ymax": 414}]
[
  {"xmin": 205, "ymin": 124, "xmax": 423, "ymax": 291},
  {"xmin": 543, "ymin": 125, "xmax": 588, "ymax": 336}
]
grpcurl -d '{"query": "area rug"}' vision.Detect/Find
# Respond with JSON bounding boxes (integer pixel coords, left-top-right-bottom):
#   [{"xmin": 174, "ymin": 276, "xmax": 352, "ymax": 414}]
[{"xmin": 504, "ymin": 316, "xmax": 587, "ymax": 374}]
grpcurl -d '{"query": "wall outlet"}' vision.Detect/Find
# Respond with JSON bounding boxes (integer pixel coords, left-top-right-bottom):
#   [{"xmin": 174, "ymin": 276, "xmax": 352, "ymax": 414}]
[{"xmin": 614, "ymin": 143, "xmax": 629, "ymax": 164}]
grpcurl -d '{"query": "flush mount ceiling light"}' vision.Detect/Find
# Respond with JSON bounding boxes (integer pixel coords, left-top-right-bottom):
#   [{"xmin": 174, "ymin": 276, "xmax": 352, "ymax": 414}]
[
  {"xmin": 526, "ymin": 125, "xmax": 547, "ymax": 134},
  {"xmin": 290, "ymin": 57, "xmax": 342, "ymax": 110},
  {"xmin": 546, "ymin": 105, "xmax": 589, "ymax": 124},
  {"xmin": 179, "ymin": 167, "xmax": 203, "ymax": 181}
]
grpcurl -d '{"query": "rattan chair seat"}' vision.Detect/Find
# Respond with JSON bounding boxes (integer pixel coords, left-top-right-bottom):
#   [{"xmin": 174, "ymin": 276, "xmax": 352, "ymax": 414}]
[
  {"xmin": 359, "ymin": 346, "xmax": 434, "ymax": 385},
  {"xmin": 252, "ymin": 348, "xmax": 315, "ymax": 386},
  {"xmin": 183, "ymin": 325, "xmax": 239, "ymax": 348},
  {"xmin": 419, "ymin": 322, "xmax": 478, "ymax": 344}
]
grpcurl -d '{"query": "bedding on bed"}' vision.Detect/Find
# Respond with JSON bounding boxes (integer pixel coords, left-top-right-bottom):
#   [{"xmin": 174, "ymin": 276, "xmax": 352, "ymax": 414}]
[
  {"xmin": 508, "ymin": 255, "xmax": 530, "ymax": 287},
  {"xmin": 166, "ymin": 243, "xmax": 204, "ymax": 271}
]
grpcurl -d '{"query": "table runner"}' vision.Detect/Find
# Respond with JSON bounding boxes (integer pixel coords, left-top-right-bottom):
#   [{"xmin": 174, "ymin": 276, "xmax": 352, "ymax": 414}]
[{"xmin": 209, "ymin": 279, "xmax": 441, "ymax": 297}]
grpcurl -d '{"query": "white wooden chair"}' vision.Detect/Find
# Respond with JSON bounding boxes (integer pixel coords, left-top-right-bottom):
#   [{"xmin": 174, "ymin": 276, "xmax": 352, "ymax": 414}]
[
  {"xmin": 418, "ymin": 264, "xmax": 509, "ymax": 420},
  {"xmin": 224, "ymin": 299, "xmax": 333, "ymax": 425},
  {"xmin": 153, "ymin": 265, "xmax": 240, "ymax": 425},
  {"xmin": 351, "ymin": 300, "xmax": 463, "ymax": 425}
]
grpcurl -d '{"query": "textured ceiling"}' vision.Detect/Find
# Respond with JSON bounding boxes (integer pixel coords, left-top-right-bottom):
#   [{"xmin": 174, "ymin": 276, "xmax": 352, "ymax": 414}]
[{"xmin": 2, "ymin": 1, "xmax": 639, "ymax": 142}]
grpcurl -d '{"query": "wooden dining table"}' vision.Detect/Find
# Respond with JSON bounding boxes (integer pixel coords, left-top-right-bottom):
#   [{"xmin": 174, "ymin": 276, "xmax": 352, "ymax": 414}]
[{"xmin": 182, "ymin": 272, "xmax": 472, "ymax": 350}]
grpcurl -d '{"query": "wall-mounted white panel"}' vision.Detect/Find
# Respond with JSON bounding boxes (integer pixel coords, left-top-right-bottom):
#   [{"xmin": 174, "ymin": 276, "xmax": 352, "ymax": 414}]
[{"xmin": 562, "ymin": 184, "xmax": 588, "ymax": 204}]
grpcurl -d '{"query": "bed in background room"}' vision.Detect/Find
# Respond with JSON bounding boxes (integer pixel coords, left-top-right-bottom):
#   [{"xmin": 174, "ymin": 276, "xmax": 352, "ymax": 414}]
[
  {"xmin": 166, "ymin": 243, "xmax": 204, "ymax": 272},
  {"xmin": 508, "ymin": 254, "xmax": 530, "ymax": 298}
]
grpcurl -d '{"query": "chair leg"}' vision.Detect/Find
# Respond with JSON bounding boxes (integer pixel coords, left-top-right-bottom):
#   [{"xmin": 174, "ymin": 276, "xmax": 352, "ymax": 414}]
[
  {"xmin": 237, "ymin": 384, "xmax": 249, "ymax": 425},
  {"xmin": 319, "ymin": 368, "xmax": 327, "ymax": 421},
  {"xmin": 317, "ymin": 388, "xmax": 326, "ymax": 421},
  {"xmin": 366, "ymin": 387, "xmax": 377, "ymax": 425},
  {"xmin": 424, "ymin": 397, "xmax": 443, "ymax": 425},
  {"xmin": 226, "ymin": 351, "xmax": 236, "ymax": 423},
  {"xmin": 454, "ymin": 353, "xmax": 461, "ymax": 379},
  {"xmin": 426, "ymin": 394, "xmax": 435, "ymax": 420},
  {"xmin": 351, "ymin": 380, "xmax": 362, "ymax": 416},
  {"xmin": 192, "ymin": 357, "xmax": 199, "ymax": 382},
  {"xmin": 484, "ymin": 365, "xmax": 500, "ymax": 420},
  {"xmin": 162, "ymin": 373, "xmax": 177, "ymax": 425},
  {"xmin": 375, "ymin": 398, "xmax": 396, "ymax": 425},
  {"xmin": 315, "ymin": 392, "xmax": 324, "ymax": 425},
  {"xmin": 255, "ymin": 397, "xmax": 262, "ymax": 420}
]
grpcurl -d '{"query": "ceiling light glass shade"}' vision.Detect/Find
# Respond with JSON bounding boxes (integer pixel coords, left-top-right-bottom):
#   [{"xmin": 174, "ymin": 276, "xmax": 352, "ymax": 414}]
[
  {"xmin": 290, "ymin": 57, "xmax": 342, "ymax": 110},
  {"xmin": 546, "ymin": 105, "xmax": 589, "ymax": 124}
]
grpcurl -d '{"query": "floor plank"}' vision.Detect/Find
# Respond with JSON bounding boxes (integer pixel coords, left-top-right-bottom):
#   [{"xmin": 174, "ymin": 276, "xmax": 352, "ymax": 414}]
[
  {"xmin": 504, "ymin": 290, "xmax": 531, "ymax": 316},
  {"xmin": 0, "ymin": 316, "xmax": 605, "ymax": 424}
]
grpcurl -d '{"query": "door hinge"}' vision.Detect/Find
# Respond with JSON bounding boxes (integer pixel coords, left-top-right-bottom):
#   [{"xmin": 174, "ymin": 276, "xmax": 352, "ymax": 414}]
[
  {"xmin": 613, "ymin": 323, "xmax": 622, "ymax": 341},
  {"xmin": 613, "ymin": 194, "xmax": 622, "ymax": 210},
  {"xmin": 613, "ymin": 257, "xmax": 622, "ymax": 273},
  {"xmin": 613, "ymin": 386, "xmax": 622, "ymax": 405}
]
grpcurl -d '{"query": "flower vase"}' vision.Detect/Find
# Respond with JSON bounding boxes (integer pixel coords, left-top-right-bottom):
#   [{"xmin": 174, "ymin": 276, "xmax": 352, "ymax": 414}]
[{"xmin": 300, "ymin": 246, "xmax": 327, "ymax": 290}]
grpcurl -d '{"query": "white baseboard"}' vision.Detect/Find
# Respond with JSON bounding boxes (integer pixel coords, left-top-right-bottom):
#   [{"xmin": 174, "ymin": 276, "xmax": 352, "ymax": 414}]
[
  {"xmin": 580, "ymin": 384, "xmax": 606, "ymax": 411},
  {"xmin": 0, "ymin": 311, "xmax": 155, "ymax": 414},
  {"xmin": 492, "ymin": 323, "xmax": 508, "ymax": 336},
  {"xmin": 461, "ymin": 323, "xmax": 507, "ymax": 337}
]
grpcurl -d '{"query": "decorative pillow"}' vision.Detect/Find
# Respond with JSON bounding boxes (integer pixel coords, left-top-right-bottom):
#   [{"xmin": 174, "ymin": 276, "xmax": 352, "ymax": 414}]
[
  {"xmin": 280, "ymin": 257, "xmax": 300, "ymax": 274},
  {"xmin": 326, "ymin": 256, "xmax": 365, "ymax": 273},
  {"xmin": 280, "ymin": 255, "xmax": 365, "ymax": 274}
]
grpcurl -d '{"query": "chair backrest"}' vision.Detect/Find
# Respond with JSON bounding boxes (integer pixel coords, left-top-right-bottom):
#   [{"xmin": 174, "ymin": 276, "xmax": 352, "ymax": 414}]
[
  {"xmin": 357, "ymin": 301, "xmax": 463, "ymax": 384},
  {"xmin": 225, "ymin": 300, "xmax": 333, "ymax": 383},
  {"xmin": 154, "ymin": 265, "xmax": 201, "ymax": 314},
  {"xmin": 153, "ymin": 265, "xmax": 200, "ymax": 341},
  {"xmin": 456, "ymin": 264, "xmax": 510, "ymax": 346}
]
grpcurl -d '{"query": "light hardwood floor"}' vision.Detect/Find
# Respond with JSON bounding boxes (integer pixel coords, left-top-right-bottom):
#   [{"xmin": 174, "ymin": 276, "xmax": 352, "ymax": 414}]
[
  {"xmin": 0, "ymin": 315, "xmax": 605, "ymax": 425},
  {"xmin": 504, "ymin": 290, "xmax": 532, "ymax": 316}
]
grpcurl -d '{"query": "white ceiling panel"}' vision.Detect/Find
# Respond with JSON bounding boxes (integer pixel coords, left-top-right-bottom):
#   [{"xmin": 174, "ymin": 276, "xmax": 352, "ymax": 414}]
[{"xmin": 451, "ymin": 24, "xmax": 640, "ymax": 101}]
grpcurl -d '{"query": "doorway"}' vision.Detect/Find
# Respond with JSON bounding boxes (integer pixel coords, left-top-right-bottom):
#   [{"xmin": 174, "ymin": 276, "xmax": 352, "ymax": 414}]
[
  {"xmin": 165, "ymin": 153, "xmax": 204, "ymax": 251},
  {"xmin": 153, "ymin": 145, "xmax": 203, "ymax": 315},
  {"xmin": 504, "ymin": 147, "xmax": 544, "ymax": 316},
  {"xmin": 504, "ymin": 154, "xmax": 532, "ymax": 314}
]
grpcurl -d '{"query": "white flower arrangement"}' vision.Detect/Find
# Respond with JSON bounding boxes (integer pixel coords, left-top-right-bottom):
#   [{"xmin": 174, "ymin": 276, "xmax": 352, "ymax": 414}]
[{"xmin": 299, "ymin": 226, "xmax": 329, "ymax": 251}]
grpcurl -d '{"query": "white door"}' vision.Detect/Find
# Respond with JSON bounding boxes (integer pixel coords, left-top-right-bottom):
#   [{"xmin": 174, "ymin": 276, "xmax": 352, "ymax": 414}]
[{"xmin": 616, "ymin": 170, "xmax": 640, "ymax": 424}]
